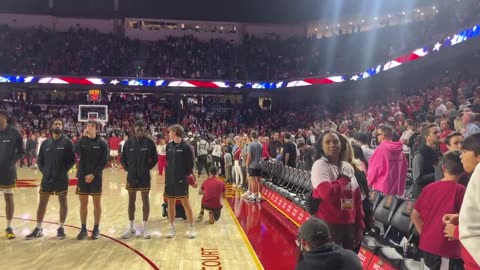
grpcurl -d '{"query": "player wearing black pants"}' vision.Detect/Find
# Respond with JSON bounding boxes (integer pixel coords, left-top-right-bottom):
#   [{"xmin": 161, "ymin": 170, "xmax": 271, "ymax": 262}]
[
  {"xmin": 0, "ymin": 110, "xmax": 24, "ymax": 239},
  {"xmin": 164, "ymin": 124, "xmax": 196, "ymax": 238},
  {"xmin": 120, "ymin": 120, "xmax": 158, "ymax": 239},
  {"xmin": 75, "ymin": 121, "xmax": 109, "ymax": 240},
  {"xmin": 26, "ymin": 119, "xmax": 75, "ymax": 240}
]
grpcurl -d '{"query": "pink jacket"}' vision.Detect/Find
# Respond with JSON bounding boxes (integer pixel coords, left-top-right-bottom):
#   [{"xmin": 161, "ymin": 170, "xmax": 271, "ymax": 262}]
[{"xmin": 367, "ymin": 141, "xmax": 407, "ymax": 196}]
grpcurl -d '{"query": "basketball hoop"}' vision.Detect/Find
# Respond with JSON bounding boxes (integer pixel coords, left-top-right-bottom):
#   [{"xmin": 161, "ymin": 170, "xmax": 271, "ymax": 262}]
[{"xmin": 78, "ymin": 105, "xmax": 108, "ymax": 131}]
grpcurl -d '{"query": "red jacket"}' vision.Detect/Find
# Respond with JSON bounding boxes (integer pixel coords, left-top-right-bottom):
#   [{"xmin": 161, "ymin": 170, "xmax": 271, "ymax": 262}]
[{"xmin": 313, "ymin": 176, "xmax": 364, "ymax": 228}]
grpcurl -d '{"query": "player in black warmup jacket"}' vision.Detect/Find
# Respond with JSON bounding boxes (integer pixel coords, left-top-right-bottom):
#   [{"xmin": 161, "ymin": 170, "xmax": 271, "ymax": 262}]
[
  {"xmin": 120, "ymin": 120, "xmax": 158, "ymax": 239},
  {"xmin": 75, "ymin": 121, "xmax": 108, "ymax": 240},
  {"xmin": 164, "ymin": 124, "xmax": 196, "ymax": 238},
  {"xmin": 0, "ymin": 110, "xmax": 24, "ymax": 239},
  {"xmin": 26, "ymin": 118, "xmax": 75, "ymax": 240}
]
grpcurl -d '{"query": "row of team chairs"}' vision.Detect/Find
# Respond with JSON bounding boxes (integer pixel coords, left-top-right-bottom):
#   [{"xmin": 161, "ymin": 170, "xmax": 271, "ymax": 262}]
[
  {"xmin": 260, "ymin": 160, "xmax": 312, "ymax": 210},
  {"xmin": 367, "ymin": 191, "xmax": 426, "ymax": 270},
  {"xmin": 261, "ymin": 160, "xmax": 426, "ymax": 270}
]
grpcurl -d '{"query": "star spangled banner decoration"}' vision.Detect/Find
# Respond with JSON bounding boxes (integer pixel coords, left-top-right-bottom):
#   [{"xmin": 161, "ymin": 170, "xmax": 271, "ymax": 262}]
[{"xmin": 1, "ymin": 23, "xmax": 479, "ymax": 90}]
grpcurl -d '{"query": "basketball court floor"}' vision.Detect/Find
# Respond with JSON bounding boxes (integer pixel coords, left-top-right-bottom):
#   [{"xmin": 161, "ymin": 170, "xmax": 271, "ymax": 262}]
[{"xmin": 0, "ymin": 167, "xmax": 298, "ymax": 270}]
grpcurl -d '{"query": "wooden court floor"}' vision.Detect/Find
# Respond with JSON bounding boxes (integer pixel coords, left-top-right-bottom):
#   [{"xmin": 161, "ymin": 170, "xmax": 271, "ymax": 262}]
[{"xmin": 0, "ymin": 167, "xmax": 263, "ymax": 270}]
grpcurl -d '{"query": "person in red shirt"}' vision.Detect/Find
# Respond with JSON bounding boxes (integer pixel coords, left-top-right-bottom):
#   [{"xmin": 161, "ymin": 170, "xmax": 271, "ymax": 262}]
[
  {"xmin": 107, "ymin": 133, "xmax": 122, "ymax": 168},
  {"xmin": 440, "ymin": 119, "xmax": 454, "ymax": 153},
  {"xmin": 197, "ymin": 166, "xmax": 226, "ymax": 224},
  {"xmin": 411, "ymin": 150, "xmax": 466, "ymax": 269}
]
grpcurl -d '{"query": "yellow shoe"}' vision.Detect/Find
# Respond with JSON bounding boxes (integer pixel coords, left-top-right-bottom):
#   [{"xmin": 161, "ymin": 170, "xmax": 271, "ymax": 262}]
[{"xmin": 5, "ymin": 227, "xmax": 15, "ymax": 239}]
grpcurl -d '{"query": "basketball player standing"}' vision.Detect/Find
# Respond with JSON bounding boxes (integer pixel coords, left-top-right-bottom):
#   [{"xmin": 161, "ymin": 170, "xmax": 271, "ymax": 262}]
[
  {"xmin": 75, "ymin": 121, "xmax": 109, "ymax": 240},
  {"xmin": 26, "ymin": 118, "xmax": 75, "ymax": 239},
  {"xmin": 0, "ymin": 110, "xmax": 23, "ymax": 239},
  {"xmin": 164, "ymin": 124, "xmax": 196, "ymax": 238},
  {"xmin": 120, "ymin": 120, "xmax": 158, "ymax": 239}
]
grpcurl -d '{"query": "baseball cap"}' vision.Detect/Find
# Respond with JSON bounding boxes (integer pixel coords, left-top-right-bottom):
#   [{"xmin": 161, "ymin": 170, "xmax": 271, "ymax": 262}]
[
  {"xmin": 297, "ymin": 217, "xmax": 330, "ymax": 244},
  {"xmin": 134, "ymin": 120, "xmax": 145, "ymax": 127}
]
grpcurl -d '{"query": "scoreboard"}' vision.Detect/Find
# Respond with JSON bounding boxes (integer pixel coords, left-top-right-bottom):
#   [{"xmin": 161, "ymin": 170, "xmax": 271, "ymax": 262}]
[{"xmin": 88, "ymin": 89, "xmax": 101, "ymax": 102}]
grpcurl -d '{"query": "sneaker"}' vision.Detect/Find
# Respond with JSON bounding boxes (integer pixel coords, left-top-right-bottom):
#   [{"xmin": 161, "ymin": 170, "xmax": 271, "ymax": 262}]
[
  {"xmin": 245, "ymin": 195, "xmax": 256, "ymax": 202},
  {"xmin": 26, "ymin": 228, "xmax": 43, "ymax": 240},
  {"xmin": 5, "ymin": 227, "xmax": 15, "ymax": 240},
  {"xmin": 186, "ymin": 225, "xmax": 197, "ymax": 238},
  {"xmin": 57, "ymin": 227, "xmax": 66, "ymax": 240},
  {"xmin": 142, "ymin": 229, "xmax": 151, "ymax": 239},
  {"xmin": 196, "ymin": 213, "xmax": 204, "ymax": 222},
  {"xmin": 241, "ymin": 191, "xmax": 251, "ymax": 198},
  {"xmin": 91, "ymin": 229, "xmax": 100, "ymax": 240},
  {"xmin": 166, "ymin": 225, "xmax": 176, "ymax": 238},
  {"xmin": 208, "ymin": 211, "xmax": 215, "ymax": 224},
  {"xmin": 121, "ymin": 228, "xmax": 136, "ymax": 239},
  {"xmin": 77, "ymin": 230, "xmax": 88, "ymax": 240}
]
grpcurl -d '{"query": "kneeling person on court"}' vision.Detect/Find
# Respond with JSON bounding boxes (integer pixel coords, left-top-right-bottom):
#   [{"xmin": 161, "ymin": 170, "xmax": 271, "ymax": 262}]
[
  {"xmin": 120, "ymin": 120, "xmax": 158, "ymax": 239},
  {"xmin": 75, "ymin": 121, "xmax": 109, "ymax": 240},
  {"xmin": 197, "ymin": 166, "xmax": 226, "ymax": 224},
  {"xmin": 26, "ymin": 119, "xmax": 75, "ymax": 240}
]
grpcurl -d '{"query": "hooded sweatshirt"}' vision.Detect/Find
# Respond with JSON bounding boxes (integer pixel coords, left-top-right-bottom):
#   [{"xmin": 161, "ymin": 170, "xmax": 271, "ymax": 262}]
[
  {"xmin": 367, "ymin": 141, "xmax": 407, "ymax": 196},
  {"xmin": 458, "ymin": 163, "xmax": 480, "ymax": 269},
  {"xmin": 295, "ymin": 242, "xmax": 363, "ymax": 270}
]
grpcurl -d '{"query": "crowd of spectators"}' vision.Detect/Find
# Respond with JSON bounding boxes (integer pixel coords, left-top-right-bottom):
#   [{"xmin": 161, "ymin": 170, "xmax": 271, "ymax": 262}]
[{"xmin": 1, "ymin": 0, "xmax": 479, "ymax": 80}]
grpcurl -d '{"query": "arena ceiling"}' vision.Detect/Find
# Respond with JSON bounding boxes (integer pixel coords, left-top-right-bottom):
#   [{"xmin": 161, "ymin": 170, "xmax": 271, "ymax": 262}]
[{"xmin": 1, "ymin": 0, "xmax": 436, "ymax": 24}]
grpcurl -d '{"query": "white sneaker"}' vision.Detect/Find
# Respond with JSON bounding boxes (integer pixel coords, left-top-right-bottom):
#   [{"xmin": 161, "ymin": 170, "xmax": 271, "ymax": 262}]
[
  {"xmin": 142, "ymin": 229, "xmax": 151, "ymax": 239},
  {"xmin": 121, "ymin": 228, "xmax": 136, "ymax": 239},
  {"xmin": 166, "ymin": 225, "xmax": 176, "ymax": 238},
  {"xmin": 241, "ymin": 191, "xmax": 251, "ymax": 198},
  {"xmin": 186, "ymin": 225, "xmax": 197, "ymax": 239}
]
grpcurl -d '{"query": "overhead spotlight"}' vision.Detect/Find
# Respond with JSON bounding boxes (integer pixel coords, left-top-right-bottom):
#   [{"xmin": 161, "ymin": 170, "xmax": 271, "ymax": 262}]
[
  {"xmin": 402, "ymin": 11, "xmax": 406, "ymax": 15},
  {"xmin": 337, "ymin": 24, "xmax": 340, "ymax": 27},
  {"xmin": 388, "ymin": 14, "xmax": 391, "ymax": 18},
  {"xmin": 436, "ymin": 10, "xmax": 439, "ymax": 13},
  {"xmin": 374, "ymin": 17, "xmax": 378, "ymax": 20},
  {"xmin": 417, "ymin": 9, "xmax": 420, "ymax": 12},
  {"xmin": 325, "ymin": 26, "xmax": 329, "ymax": 29},
  {"xmin": 314, "ymin": 28, "xmax": 318, "ymax": 31},
  {"xmin": 421, "ymin": 12, "xmax": 424, "ymax": 16},
  {"xmin": 432, "ymin": 6, "xmax": 436, "ymax": 9},
  {"xmin": 361, "ymin": 19, "xmax": 365, "ymax": 23},
  {"xmin": 349, "ymin": 21, "xmax": 352, "ymax": 25}
]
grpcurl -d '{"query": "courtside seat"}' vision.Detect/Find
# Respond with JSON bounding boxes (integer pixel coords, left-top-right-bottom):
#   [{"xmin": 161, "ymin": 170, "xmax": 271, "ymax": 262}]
[
  {"xmin": 377, "ymin": 200, "xmax": 416, "ymax": 268},
  {"xmin": 369, "ymin": 190, "xmax": 384, "ymax": 211},
  {"xmin": 362, "ymin": 195, "xmax": 402, "ymax": 252},
  {"xmin": 372, "ymin": 195, "xmax": 401, "ymax": 236},
  {"xmin": 400, "ymin": 259, "xmax": 427, "ymax": 270}
]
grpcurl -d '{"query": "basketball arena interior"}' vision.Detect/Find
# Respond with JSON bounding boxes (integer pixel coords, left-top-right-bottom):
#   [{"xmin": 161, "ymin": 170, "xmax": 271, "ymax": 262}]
[{"xmin": 1, "ymin": 0, "xmax": 480, "ymax": 269}]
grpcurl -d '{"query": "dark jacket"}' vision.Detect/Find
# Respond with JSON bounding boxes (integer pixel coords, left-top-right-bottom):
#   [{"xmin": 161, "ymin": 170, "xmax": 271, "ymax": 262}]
[
  {"xmin": 166, "ymin": 140, "xmax": 194, "ymax": 186},
  {"xmin": 75, "ymin": 135, "xmax": 109, "ymax": 178},
  {"xmin": 412, "ymin": 144, "xmax": 440, "ymax": 198},
  {"xmin": 26, "ymin": 139, "xmax": 38, "ymax": 156},
  {"xmin": 0, "ymin": 125, "xmax": 24, "ymax": 169},
  {"xmin": 37, "ymin": 135, "xmax": 75, "ymax": 182},
  {"xmin": 121, "ymin": 136, "xmax": 158, "ymax": 181},
  {"xmin": 295, "ymin": 242, "xmax": 363, "ymax": 270},
  {"xmin": 269, "ymin": 140, "xmax": 282, "ymax": 158},
  {"xmin": 300, "ymin": 146, "xmax": 316, "ymax": 171}
]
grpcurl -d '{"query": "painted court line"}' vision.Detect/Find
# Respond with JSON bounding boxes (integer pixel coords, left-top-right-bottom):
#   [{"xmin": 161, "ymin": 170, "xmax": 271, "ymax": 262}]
[
  {"xmin": 224, "ymin": 199, "xmax": 264, "ymax": 270},
  {"xmin": 1, "ymin": 216, "xmax": 160, "ymax": 270}
]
